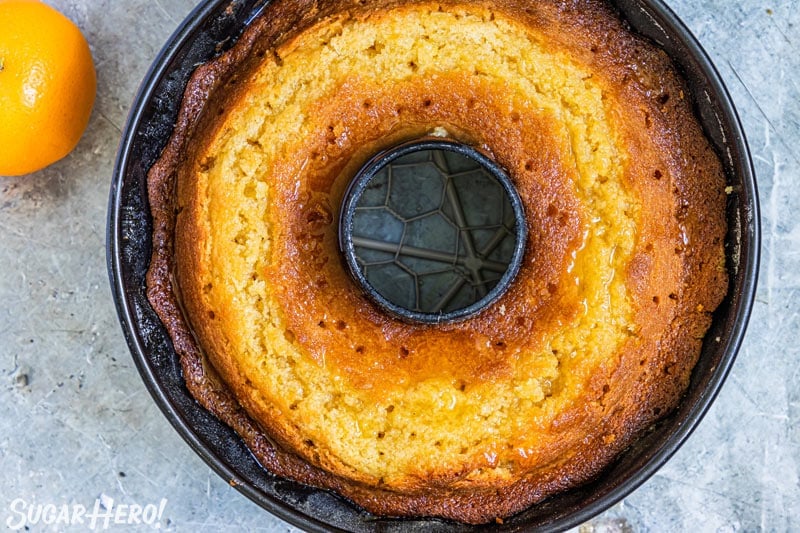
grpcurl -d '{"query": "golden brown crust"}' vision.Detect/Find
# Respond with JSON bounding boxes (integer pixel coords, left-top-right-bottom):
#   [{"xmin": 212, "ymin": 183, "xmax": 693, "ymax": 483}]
[{"xmin": 146, "ymin": 0, "xmax": 727, "ymax": 524}]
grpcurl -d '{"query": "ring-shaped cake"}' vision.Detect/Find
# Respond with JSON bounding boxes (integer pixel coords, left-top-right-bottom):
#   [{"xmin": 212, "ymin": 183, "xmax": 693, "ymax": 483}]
[{"xmin": 147, "ymin": 0, "xmax": 728, "ymax": 523}]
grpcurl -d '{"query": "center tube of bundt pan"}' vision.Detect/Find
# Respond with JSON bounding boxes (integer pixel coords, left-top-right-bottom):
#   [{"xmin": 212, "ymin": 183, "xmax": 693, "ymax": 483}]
[{"xmin": 338, "ymin": 137, "xmax": 527, "ymax": 324}]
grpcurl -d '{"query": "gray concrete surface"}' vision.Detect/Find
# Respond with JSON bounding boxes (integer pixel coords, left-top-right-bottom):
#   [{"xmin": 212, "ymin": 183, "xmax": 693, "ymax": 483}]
[{"xmin": 0, "ymin": 1, "xmax": 797, "ymax": 531}]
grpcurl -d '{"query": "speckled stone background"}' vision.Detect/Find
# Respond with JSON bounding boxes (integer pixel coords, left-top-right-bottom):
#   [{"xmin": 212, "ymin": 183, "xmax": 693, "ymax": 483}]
[{"xmin": 0, "ymin": 0, "xmax": 796, "ymax": 531}]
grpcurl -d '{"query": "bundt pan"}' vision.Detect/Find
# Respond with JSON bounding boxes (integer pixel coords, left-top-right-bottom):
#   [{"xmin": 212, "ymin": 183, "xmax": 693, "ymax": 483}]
[{"xmin": 108, "ymin": 0, "xmax": 759, "ymax": 530}]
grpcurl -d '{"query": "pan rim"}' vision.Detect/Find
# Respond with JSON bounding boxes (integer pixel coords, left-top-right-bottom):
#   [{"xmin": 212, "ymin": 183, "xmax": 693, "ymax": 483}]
[{"xmin": 107, "ymin": 0, "xmax": 760, "ymax": 530}]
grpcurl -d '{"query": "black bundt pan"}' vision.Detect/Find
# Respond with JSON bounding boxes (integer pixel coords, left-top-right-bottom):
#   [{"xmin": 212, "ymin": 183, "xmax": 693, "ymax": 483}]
[{"xmin": 108, "ymin": 0, "xmax": 759, "ymax": 531}]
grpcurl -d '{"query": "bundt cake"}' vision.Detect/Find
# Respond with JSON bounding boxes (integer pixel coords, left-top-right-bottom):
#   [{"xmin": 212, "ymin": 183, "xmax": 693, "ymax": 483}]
[{"xmin": 146, "ymin": 0, "xmax": 728, "ymax": 523}]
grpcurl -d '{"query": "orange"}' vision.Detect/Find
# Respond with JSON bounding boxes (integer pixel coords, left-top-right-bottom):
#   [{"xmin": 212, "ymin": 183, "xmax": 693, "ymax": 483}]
[{"xmin": 0, "ymin": 0, "xmax": 96, "ymax": 176}]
